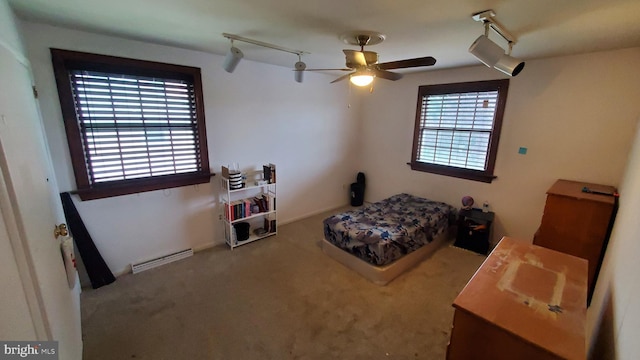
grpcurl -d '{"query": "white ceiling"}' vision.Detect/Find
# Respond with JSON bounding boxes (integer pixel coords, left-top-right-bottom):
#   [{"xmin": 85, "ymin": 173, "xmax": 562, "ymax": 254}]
[{"xmin": 8, "ymin": 0, "xmax": 640, "ymax": 73}]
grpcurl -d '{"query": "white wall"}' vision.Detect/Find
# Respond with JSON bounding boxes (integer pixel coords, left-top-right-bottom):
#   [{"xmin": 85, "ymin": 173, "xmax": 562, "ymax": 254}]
[
  {"xmin": 358, "ymin": 48, "xmax": 640, "ymax": 246},
  {"xmin": 21, "ymin": 21, "xmax": 361, "ymax": 274},
  {"xmin": 588, "ymin": 118, "xmax": 640, "ymax": 358}
]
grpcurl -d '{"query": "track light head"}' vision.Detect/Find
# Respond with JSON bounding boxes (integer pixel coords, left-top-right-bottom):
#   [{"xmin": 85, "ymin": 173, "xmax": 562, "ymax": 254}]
[
  {"xmin": 469, "ymin": 10, "xmax": 525, "ymax": 76},
  {"xmin": 294, "ymin": 61, "xmax": 306, "ymax": 83},
  {"xmin": 494, "ymin": 54, "xmax": 525, "ymax": 77},
  {"xmin": 469, "ymin": 35, "xmax": 503, "ymax": 67},
  {"xmin": 469, "ymin": 35, "xmax": 525, "ymax": 77},
  {"xmin": 222, "ymin": 33, "xmax": 310, "ymax": 80},
  {"xmin": 223, "ymin": 46, "xmax": 243, "ymax": 73}
]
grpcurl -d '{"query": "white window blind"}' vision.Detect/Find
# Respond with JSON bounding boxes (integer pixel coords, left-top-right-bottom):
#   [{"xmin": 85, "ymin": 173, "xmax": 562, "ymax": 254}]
[
  {"xmin": 70, "ymin": 70, "xmax": 201, "ymax": 185},
  {"xmin": 416, "ymin": 90, "xmax": 499, "ymax": 171}
]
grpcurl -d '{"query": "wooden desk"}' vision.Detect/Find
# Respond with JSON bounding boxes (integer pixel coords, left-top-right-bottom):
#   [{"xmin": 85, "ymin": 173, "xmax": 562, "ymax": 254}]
[{"xmin": 447, "ymin": 237, "xmax": 587, "ymax": 360}]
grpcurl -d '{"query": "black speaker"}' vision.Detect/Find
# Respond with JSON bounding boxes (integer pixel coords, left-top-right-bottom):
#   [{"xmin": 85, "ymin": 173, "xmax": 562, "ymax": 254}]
[{"xmin": 350, "ymin": 172, "xmax": 366, "ymax": 206}]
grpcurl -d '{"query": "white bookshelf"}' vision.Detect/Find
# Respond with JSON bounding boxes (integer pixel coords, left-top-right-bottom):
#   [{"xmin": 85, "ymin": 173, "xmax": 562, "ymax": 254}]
[{"xmin": 220, "ymin": 164, "xmax": 276, "ymax": 249}]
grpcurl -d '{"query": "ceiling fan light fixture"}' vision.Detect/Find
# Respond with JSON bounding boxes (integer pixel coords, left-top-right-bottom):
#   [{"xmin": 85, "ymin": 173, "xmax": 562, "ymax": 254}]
[
  {"xmin": 322, "ymin": 31, "xmax": 435, "ymax": 85},
  {"xmin": 223, "ymin": 46, "xmax": 243, "ymax": 73},
  {"xmin": 350, "ymin": 70, "xmax": 375, "ymax": 86},
  {"xmin": 350, "ymin": 74, "xmax": 374, "ymax": 87}
]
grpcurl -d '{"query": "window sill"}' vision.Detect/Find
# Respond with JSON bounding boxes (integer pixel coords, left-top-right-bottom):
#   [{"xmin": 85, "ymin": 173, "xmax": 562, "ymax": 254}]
[
  {"xmin": 73, "ymin": 172, "xmax": 214, "ymax": 200},
  {"xmin": 407, "ymin": 162, "xmax": 497, "ymax": 183}
]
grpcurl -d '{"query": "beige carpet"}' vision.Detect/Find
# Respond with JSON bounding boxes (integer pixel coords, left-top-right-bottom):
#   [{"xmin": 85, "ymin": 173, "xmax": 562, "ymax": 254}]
[{"xmin": 81, "ymin": 208, "xmax": 486, "ymax": 359}]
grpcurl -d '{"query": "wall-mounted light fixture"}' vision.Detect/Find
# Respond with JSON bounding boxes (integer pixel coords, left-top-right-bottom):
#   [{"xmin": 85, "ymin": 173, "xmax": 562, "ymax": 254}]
[
  {"xmin": 222, "ymin": 33, "xmax": 309, "ymax": 82},
  {"xmin": 469, "ymin": 10, "xmax": 525, "ymax": 77}
]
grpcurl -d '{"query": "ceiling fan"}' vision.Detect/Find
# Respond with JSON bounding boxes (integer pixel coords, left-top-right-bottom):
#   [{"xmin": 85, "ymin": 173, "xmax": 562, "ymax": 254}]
[{"xmin": 305, "ymin": 31, "xmax": 437, "ymax": 86}]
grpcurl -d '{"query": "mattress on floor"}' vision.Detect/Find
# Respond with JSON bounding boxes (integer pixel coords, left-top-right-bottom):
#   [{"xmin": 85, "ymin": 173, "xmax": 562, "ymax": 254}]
[{"xmin": 323, "ymin": 193, "xmax": 456, "ymax": 266}]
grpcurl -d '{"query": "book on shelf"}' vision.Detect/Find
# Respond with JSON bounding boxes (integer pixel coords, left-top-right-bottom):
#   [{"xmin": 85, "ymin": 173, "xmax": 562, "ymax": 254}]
[
  {"xmin": 254, "ymin": 196, "xmax": 266, "ymax": 213},
  {"xmin": 233, "ymin": 200, "xmax": 240, "ymax": 220},
  {"xmin": 237, "ymin": 195, "xmax": 274, "ymax": 215},
  {"xmin": 225, "ymin": 200, "xmax": 246, "ymax": 221},
  {"xmin": 225, "ymin": 194, "xmax": 276, "ymax": 221},
  {"xmin": 244, "ymin": 199, "xmax": 251, "ymax": 218},
  {"xmin": 268, "ymin": 163, "xmax": 276, "ymax": 184},
  {"xmin": 264, "ymin": 213, "xmax": 277, "ymax": 233},
  {"xmin": 263, "ymin": 163, "xmax": 276, "ymax": 184},
  {"xmin": 226, "ymin": 196, "xmax": 273, "ymax": 219},
  {"xmin": 264, "ymin": 216, "xmax": 276, "ymax": 233},
  {"xmin": 221, "ymin": 165, "xmax": 231, "ymax": 179},
  {"xmin": 228, "ymin": 201, "xmax": 234, "ymax": 221},
  {"xmin": 263, "ymin": 165, "xmax": 271, "ymax": 183}
]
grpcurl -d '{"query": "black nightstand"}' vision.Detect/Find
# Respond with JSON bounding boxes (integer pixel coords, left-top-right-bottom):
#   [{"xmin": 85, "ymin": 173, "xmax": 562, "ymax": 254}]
[{"xmin": 454, "ymin": 208, "xmax": 495, "ymax": 255}]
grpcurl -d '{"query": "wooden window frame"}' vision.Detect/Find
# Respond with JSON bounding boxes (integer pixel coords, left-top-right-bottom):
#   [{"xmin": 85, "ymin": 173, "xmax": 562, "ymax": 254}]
[
  {"xmin": 51, "ymin": 49, "xmax": 210, "ymax": 200},
  {"xmin": 410, "ymin": 79, "xmax": 509, "ymax": 183}
]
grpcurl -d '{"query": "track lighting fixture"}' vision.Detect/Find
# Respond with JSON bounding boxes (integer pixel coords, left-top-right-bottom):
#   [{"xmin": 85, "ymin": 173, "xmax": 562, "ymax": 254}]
[
  {"xmin": 222, "ymin": 33, "xmax": 309, "ymax": 82},
  {"xmin": 294, "ymin": 55, "xmax": 306, "ymax": 83},
  {"xmin": 469, "ymin": 10, "xmax": 525, "ymax": 77},
  {"xmin": 223, "ymin": 40, "xmax": 243, "ymax": 73}
]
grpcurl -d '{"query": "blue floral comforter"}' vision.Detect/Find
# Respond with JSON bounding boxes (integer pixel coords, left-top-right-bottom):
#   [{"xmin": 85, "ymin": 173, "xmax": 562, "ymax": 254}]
[{"xmin": 323, "ymin": 193, "xmax": 456, "ymax": 266}]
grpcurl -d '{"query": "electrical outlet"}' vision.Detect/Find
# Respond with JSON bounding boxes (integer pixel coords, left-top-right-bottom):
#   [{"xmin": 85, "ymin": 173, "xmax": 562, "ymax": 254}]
[{"xmin": 218, "ymin": 214, "xmax": 223, "ymax": 220}]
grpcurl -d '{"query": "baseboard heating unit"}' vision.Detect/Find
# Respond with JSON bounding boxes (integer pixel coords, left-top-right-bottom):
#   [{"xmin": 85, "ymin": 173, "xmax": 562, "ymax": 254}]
[{"xmin": 131, "ymin": 248, "xmax": 193, "ymax": 274}]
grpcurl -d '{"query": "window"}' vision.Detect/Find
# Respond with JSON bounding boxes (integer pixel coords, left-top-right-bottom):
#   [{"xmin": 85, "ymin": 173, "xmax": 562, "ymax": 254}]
[
  {"xmin": 51, "ymin": 49, "xmax": 210, "ymax": 200},
  {"xmin": 410, "ymin": 79, "xmax": 509, "ymax": 183}
]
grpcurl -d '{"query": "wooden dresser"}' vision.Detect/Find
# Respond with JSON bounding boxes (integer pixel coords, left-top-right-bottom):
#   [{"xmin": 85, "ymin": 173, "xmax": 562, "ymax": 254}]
[
  {"xmin": 447, "ymin": 237, "xmax": 587, "ymax": 360},
  {"xmin": 533, "ymin": 179, "xmax": 617, "ymax": 300}
]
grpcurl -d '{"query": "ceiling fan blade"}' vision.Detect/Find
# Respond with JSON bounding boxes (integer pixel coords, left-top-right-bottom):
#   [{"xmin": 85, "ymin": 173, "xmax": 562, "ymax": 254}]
[
  {"xmin": 377, "ymin": 56, "xmax": 437, "ymax": 70},
  {"xmin": 330, "ymin": 72, "xmax": 354, "ymax": 84},
  {"xmin": 302, "ymin": 68, "xmax": 352, "ymax": 72},
  {"xmin": 343, "ymin": 50, "xmax": 367, "ymax": 67},
  {"xmin": 371, "ymin": 68, "xmax": 403, "ymax": 81}
]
